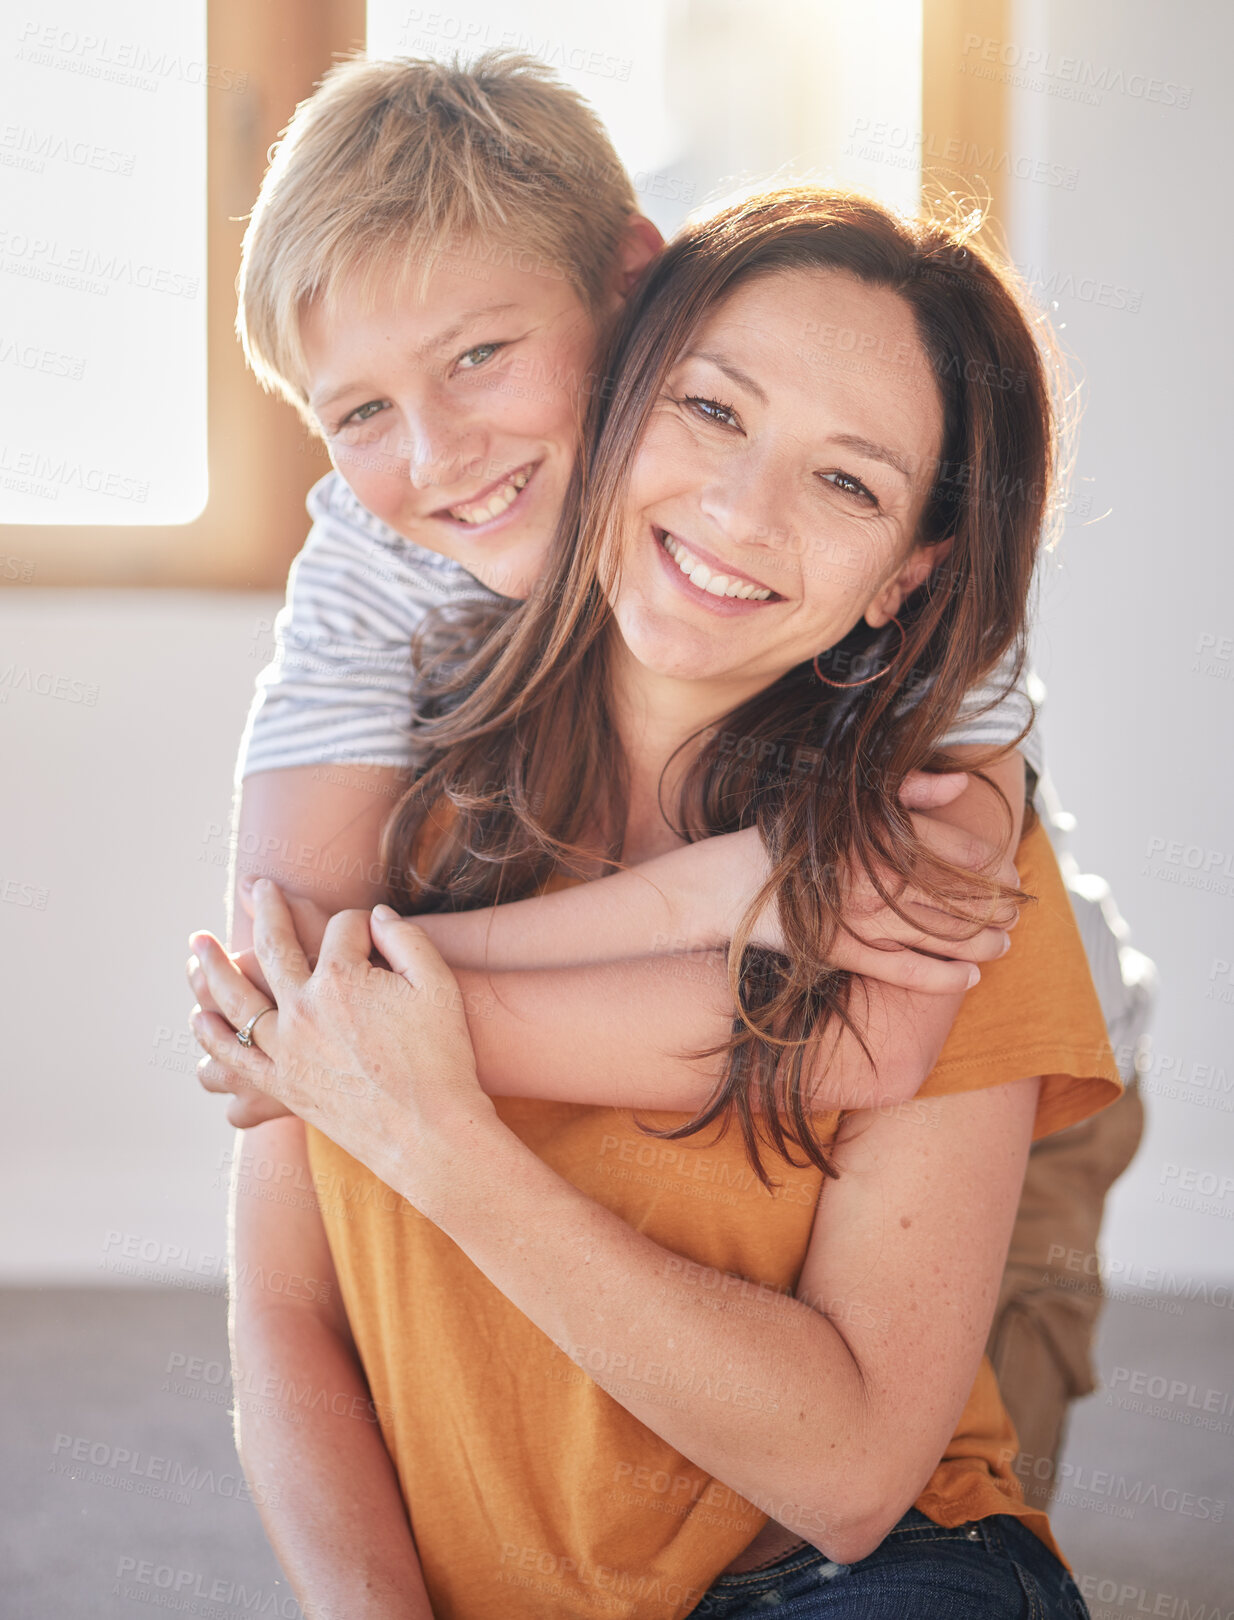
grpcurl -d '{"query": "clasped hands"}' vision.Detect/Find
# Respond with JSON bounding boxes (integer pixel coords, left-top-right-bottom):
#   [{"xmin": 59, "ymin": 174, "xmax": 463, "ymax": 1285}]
[{"xmin": 188, "ymin": 883, "xmax": 496, "ymax": 1196}]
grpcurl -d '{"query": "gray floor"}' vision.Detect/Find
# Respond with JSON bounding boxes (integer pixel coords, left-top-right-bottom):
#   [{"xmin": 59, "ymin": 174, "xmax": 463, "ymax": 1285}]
[{"xmin": 2, "ymin": 1287, "xmax": 1231, "ymax": 1617}]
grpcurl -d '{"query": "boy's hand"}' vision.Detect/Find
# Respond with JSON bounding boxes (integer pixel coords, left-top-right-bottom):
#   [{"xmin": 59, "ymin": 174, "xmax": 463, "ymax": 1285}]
[
  {"xmin": 189, "ymin": 889, "xmax": 335, "ymax": 1127},
  {"xmin": 700, "ymin": 772, "xmax": 1018, "ymax": 995}
]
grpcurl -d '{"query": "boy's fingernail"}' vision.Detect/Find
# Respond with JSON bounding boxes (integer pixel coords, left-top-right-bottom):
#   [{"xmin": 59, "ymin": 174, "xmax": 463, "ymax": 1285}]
[
  {"xmin": 998, "ymin": 932, "xmax": 1012, "ymax": 956},
  {"xmin": 372, "ymin": 904, "xmax": 398, "ymax": 921},
  {"xmin": 966, "ymin": 965, "xmax": 981, "ymax": 988}
]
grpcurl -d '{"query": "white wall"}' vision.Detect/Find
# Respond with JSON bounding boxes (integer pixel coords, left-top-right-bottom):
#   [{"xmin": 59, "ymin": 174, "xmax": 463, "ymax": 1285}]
[
  {"xmin": 1005, "ymin": 0, "xmax": 1234, "ymax": 1278},
  {"xmin": 2, "ymin": 1, "xmax": 1230, "ymax": 1284},
  {"xmin": 0, "ymin": 590, "xmax": 278, "ymax": 1281}
]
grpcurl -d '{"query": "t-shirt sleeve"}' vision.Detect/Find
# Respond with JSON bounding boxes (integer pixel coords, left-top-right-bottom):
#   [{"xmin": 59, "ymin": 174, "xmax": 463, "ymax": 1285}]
[
  {"xmin": 917, "ymin": 820, "xmax": 1123, "ymax": 1139},
  {"xmin": 939, "ymin": 646, "xmax": 1045, "ymax": 783},
  {"xmin": 235, "ymin": 473, "xmax": 497, "ymax": 782}
]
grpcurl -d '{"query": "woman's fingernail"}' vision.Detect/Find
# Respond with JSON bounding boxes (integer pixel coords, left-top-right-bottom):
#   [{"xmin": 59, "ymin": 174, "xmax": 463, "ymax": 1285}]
[
  {"xmin": 372, "ymin": 903, "xmax": 398, "ymax": 921},
  {"xmin": 967, "ymin": 965, "xmax": 981, "ymax": 988},
  {"xmin": 998, "ymin": 932, "xmax": 1012, "ymax": 956}
]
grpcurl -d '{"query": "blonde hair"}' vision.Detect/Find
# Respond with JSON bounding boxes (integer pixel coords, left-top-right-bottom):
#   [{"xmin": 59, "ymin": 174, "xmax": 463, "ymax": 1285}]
[{"xmin": 237, "ymin": 51, "xmax": 638, "ymax": 415}]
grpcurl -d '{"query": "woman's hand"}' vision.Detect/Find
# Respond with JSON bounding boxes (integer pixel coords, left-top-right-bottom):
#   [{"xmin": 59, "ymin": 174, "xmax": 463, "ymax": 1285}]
[
  {"xmin": 692, "ymin": 771, "xmax": 1019, "ymax": 994},
  {"xmin": 191, "ymin": 944, "xmax": 291, "ymax": 1128},
  {"xmin": 189, "ymin": 882, "xmax": 499, "ymax": 1202},
  {"xmin": 190, "ymin": 888, "xmax": 333, "ymax": 1129}
]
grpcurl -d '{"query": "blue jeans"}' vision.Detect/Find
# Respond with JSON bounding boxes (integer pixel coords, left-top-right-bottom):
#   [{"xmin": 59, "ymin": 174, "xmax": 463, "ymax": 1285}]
[{"xmin": 686, "ymin": 1510, "xmax": 1091, "ymax": 1618}]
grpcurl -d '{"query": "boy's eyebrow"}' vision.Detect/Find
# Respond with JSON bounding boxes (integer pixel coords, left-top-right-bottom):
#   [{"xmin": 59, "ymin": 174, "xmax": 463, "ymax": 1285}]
[
  {"xmin": 425, "ymin": 302, "xmax": 519, "ymax": 354},
  {"xmin": 311, "ymin": 302, "xmax": 521, "ymax": 410}
]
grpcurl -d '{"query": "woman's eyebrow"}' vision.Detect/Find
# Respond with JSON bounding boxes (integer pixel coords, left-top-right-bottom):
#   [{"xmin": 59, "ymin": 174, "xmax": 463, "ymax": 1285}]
[
  {"xmin": 830, "ymin": 433, "xmax": 914, "ymax": 482},
  {"xmin": 683, "ymin": 349, "xmax": 768, "ymax": 405}
]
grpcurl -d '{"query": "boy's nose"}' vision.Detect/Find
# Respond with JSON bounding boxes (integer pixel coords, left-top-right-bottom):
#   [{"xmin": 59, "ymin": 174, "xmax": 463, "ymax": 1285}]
[{"xmin": 402, "ymin": 432, "xmax": 475, "ymax": 492}]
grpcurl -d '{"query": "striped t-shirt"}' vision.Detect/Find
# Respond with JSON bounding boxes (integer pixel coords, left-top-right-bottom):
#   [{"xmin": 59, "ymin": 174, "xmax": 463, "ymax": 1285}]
[{"xmin": 235, "ymin": 473, "xmax": 1149, "ymax": 1078}]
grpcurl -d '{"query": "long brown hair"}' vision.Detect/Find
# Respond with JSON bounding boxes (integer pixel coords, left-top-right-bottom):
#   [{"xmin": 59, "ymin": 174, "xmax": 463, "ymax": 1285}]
[{"xmin": 383, "ymin": 187, "xmax": 1060, "ymax": 1185}]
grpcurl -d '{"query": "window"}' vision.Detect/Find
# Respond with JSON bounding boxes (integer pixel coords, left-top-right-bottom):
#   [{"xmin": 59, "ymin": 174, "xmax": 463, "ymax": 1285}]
[{"xmin": 0, "ymin": 0, "xmax": 365, "ymax": 586}]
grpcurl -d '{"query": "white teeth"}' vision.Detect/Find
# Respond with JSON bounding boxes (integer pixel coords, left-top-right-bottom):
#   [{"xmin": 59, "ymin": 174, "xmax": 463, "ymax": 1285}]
[
  {"xmin": 446, "ymin": 465, "xmax": 531, "ymax": 525},
  {"xmin": 659, "ymin": 531, "xmax": 771, "ymax": 602}
]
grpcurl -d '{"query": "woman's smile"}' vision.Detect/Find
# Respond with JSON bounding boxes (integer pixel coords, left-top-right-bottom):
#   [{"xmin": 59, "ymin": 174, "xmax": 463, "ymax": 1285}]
[{"xmin": 653, "ymin": 525, "xmax": 784, "ymax": 614}]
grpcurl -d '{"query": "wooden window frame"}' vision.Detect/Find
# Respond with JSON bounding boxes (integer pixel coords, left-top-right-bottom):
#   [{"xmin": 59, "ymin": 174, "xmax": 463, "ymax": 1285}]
[
  {"xmin": 1, "ymin": 0, "xmax": 365, "ymax": 589},
  {"xmin": 922, "ymin": 0, "xmax": 1013, "ymax": 235}
]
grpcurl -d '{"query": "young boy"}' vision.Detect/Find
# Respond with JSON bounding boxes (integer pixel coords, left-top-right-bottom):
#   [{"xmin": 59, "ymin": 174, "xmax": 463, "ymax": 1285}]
[{"xmin": 212, "ymin": 52, "xmax": 1148, "ymax": 1588}]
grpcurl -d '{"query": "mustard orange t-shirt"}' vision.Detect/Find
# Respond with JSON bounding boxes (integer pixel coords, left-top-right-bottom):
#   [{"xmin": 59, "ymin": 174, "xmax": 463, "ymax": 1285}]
[{"xmin": 306, "ymin": 820, "xmax": 1121, "ymax": 1620}]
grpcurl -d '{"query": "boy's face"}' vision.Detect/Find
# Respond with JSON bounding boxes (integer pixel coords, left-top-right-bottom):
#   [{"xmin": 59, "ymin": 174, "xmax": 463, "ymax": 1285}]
[{"xmin": 302, "ymin": 244, "xmax": 602, "ymax": 599}]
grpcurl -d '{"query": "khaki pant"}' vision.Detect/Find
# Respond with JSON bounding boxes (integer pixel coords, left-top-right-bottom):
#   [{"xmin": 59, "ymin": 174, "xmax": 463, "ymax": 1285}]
[{"xmin": 986, "ymin": 1080, "xmax": 1146, "ymax": 1511}]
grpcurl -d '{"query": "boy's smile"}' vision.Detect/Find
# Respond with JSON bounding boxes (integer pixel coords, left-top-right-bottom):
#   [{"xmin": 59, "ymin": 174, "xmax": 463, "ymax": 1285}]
[{"xmin": 302, "ymin": 246, "xmax": 602, "ymax": 600}]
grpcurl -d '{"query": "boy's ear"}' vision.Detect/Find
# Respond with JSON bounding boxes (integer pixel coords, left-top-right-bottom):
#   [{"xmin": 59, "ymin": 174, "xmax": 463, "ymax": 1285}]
[
  {"xmin": 864, "ymin": 537, "xmax": 953, "ymax": 628},
  {"xmin": 612, "ymin": 214, "xmax": 664, "ymax": 299}
]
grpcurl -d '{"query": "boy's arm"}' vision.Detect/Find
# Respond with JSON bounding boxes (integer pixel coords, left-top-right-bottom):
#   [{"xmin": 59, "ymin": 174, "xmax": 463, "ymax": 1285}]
[
  {"xmin": 232, "ymin": 765, "xmax": 406, "ymax": 928},
  {"xmin": 230, "ymin": 1116, "xmax": 432, "ymax": 1619},
  {"xmin": 412, "ymin": 750, "xmax": 1024, "ymax": 986},
  {"xmin": 198, "ymin": 751, "xmax": 1026, "ymax": 1114},
  {"xmin": 437, "ymin": 748, "xmax": 1027, "ymax": 1112},
  {"xmin": 217, "ymin": 766, "xmax": 406, "ymax": 1127}
]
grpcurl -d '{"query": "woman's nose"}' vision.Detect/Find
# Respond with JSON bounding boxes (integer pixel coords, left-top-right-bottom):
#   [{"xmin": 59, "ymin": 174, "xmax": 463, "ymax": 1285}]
[{"xmin": 698, "ymin": 455, "xmax": 795, "ymax": 553}]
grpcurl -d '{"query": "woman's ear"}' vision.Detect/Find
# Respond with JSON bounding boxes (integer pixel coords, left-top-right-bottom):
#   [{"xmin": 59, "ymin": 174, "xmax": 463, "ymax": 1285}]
[
  {"xmin": 864, "ymin": 536, "xmax": 954, "ymax": 628},
  {"xmin": 611, "ymin": 214, "xmax": 664, "ymax": 300}
]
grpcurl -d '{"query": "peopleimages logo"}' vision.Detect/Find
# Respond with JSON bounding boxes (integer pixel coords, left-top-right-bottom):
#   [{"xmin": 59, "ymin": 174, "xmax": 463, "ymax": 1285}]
[{"xmin": 958, "ymin": 34, "xmax": 1193, "ymax": 109}]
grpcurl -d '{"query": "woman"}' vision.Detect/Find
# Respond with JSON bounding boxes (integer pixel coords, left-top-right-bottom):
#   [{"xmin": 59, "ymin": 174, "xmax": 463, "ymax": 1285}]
[{"xmin": 190, "ymin": 188, "xmax": 1119, "ymax": 1618}]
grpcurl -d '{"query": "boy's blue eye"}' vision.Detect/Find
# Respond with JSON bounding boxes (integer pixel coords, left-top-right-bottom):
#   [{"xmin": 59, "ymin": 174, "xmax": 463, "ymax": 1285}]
[
  {"xmin": 457, "ymin": 343, "xmax": 502, "ymax": 371},
  {"xmin": 340, "ymin": 400, "xmax": 388, "ymax": 428}
]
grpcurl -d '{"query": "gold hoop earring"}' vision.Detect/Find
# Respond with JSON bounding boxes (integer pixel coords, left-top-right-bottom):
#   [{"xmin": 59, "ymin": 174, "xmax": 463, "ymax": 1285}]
[{"xmin": 813, "ymin": 616, "xmax": 905, "ymax": 689}]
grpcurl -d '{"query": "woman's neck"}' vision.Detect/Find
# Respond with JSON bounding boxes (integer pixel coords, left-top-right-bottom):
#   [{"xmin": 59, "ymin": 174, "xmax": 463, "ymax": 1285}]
[{"xmin": 606, "ymin": 637, "xmax": 761, "ymax": 865}]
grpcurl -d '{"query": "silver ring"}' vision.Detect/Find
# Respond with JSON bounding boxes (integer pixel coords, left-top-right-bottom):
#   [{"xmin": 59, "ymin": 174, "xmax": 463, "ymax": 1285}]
[{"xmin": 236, "ymin": 1006, "xmax": 275, "ymax": 1048}]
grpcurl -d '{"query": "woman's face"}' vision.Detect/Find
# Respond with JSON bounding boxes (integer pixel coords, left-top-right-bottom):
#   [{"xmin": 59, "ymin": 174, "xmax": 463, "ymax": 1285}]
[{"xmin": 610, "ymin": 268, "xmax": 948, "ymax": 699}]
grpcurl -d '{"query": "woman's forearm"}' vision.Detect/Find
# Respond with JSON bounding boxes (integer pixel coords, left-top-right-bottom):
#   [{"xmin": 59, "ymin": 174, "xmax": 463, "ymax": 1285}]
[
  {"xmin": 232, "ymin": 1306, "xmax": 434, "ymax": 1620},
  {"xmin": 397, "ymin": 1111, "xmax": 872, "ymax": 1561},
  {"xmin": 229, "ymin": 1119, "xmax": 432, "ymax": 1620}
]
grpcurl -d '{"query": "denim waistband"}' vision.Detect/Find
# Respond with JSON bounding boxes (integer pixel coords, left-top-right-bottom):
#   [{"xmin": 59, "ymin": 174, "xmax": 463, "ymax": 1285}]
[{"xmin": 701, "ymin": 1537, "xmax": 838, "ymax": 1598}]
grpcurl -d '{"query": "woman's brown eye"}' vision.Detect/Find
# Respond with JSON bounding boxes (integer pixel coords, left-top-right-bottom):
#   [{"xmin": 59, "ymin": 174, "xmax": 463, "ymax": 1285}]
[
  {"xmin": 685, "ymin": 395, "xmax": 739, "ymax": 428},
  {"xmin": 823, "ymin": 470, "xmax": 876, "ymax": 503}
]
